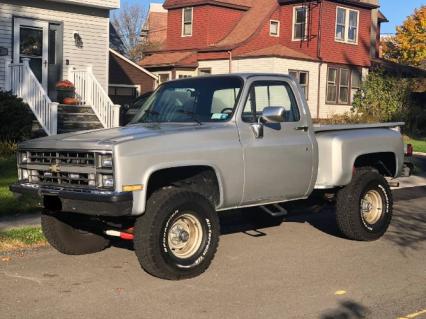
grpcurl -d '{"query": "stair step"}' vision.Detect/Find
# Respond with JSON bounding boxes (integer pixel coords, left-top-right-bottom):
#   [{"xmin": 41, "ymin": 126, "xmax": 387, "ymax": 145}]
[
  {"xmin": 58, "ymin": 105, "xmax": 95, "ymax": 114},
  {"xmin": 58, "ymin": 128, "xmax": 101, "ymax": 134},
  {"xmin": 58, "ymin": 113, "xmax": 100, "ymax": 122},
  {"xmin": 59, "ymin": 121, "xmax": 104, "ymax": 130}
]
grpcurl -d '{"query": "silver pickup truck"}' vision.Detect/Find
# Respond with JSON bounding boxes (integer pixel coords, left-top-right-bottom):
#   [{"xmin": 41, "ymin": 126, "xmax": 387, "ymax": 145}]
[{"xmin": 11, "ymin": 74, "xmax": 406, "ymax": 280}]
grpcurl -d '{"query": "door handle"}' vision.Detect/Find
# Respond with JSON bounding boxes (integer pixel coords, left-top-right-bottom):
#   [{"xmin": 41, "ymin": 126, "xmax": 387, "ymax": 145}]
[{"xmin": 295, "ymin": 126, "xmax": 309, "ymax": 132}]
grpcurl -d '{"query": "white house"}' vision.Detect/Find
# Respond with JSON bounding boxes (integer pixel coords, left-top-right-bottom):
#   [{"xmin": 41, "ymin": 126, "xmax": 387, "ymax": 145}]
[{"xmin": 0, "ymin": 0, "xmax": 121, "ymax": 135}]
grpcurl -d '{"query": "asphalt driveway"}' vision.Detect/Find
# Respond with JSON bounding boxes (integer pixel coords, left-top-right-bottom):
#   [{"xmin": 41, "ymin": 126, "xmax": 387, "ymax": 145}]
[{"xmin": 1, "ymin": 186, "xmax": 425, "ymax": 319}]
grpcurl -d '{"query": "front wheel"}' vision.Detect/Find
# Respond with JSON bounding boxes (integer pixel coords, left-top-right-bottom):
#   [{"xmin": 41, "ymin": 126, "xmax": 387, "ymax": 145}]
[
  {"xmin": 134, "ymin": 188, "xmax": 220, "ymax": 280},
  {"xmin": 335, "ymin": 168, "xmax": 393, "ymax": 241}
]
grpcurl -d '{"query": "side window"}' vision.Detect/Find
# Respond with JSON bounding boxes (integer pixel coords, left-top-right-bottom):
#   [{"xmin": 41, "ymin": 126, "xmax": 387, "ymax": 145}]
[{"xmin": 242, "ymin": 81, "xmax": 300, "ymax": 123}]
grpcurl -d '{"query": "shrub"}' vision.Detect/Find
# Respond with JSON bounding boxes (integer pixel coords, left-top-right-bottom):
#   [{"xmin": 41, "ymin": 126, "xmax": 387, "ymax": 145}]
[
  {"xmin": 0, "ymin": 140, "xmax": 17, "ymax": 159},
  {"xmin": 352, "ymin": 68, "xmax": 412, "ymax": 123},
  {"xmin": 0, "ymin": 91, "xmax": 35, "ymax": 141}
]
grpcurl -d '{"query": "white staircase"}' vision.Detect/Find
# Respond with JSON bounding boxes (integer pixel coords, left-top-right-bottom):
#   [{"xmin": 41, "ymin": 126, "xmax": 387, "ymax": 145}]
[
  {"xmin": 5, "ymin": 58, "xmax": 120, "ymax": 136},
  {"xmin": 67, "ymin": 65, "xmax": 120, "ymax": 129},
  {"xmin": 6, "ymin": 58, "xmax": 58, "ymax": 135}
]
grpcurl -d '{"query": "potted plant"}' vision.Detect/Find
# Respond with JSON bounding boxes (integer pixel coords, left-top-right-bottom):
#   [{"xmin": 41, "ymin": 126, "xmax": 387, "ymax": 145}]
[{"xmin": 56, "ymin": 80, "xmax": 76, "ymax": 104}]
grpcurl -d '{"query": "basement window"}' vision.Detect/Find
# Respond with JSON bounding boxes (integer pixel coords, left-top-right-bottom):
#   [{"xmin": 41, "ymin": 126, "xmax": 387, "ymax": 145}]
[
  {"xmin": 289, "ymin": 70, "xmax": 309, "ymax": 100},
  {"xmin": 182, "ymin": 7, "xmax": 193, "ymax": 37},
  {"xmin": 270, "ymin": 20, "xmax": 280, "ymax": 37}
]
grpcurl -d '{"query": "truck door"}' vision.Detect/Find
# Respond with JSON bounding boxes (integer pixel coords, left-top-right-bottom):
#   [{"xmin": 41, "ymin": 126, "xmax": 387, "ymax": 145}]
[{"xmin": 237, "ymin": 78, "xmax": 315, "ymax": 205}]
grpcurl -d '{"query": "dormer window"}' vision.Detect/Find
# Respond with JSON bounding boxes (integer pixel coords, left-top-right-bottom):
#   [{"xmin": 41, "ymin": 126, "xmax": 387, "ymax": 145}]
[
  {"xmin": 335, "ymin": 7, "xmax": 359, "ymax": 44},
  {"xmin": 270, "ymin": 20, "xmax": 280, "ymax": 37},
  {"xmin": 182, "ymin": 7, "xmax": 193, "ymax": 37},
  {"xmin": 292, "ymin": 6, "xmax": 308, "ymax": 41}
]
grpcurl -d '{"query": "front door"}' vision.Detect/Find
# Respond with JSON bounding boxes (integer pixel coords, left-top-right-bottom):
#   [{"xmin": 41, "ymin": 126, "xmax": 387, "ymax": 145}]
[
  {"xmin": 237, "ymin": 78, "xmax": 316, "ymax": 205},
  {"xmin": 13, "ymin": 18, "xmax": 49, "ymax": 91}
]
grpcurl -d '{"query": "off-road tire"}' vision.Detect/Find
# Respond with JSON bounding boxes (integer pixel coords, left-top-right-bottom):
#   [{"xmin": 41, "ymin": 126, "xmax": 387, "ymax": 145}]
[
  {"xmin": 134, "ymin": 187, "xmax": 220, "ymax": 280},
  {"xmin": 41, "ymin": 211, "xmax": 110, "ymax": 255},
  {"xmin": 335, "ymin": 168, "xmax": 393, "ymax": 241}
]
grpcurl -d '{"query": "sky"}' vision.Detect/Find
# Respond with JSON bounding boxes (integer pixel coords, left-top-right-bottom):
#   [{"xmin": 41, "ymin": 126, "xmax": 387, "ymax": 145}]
[{"xmin": 121, "ymin": 0, "xmax": 425, "ymax": 35}]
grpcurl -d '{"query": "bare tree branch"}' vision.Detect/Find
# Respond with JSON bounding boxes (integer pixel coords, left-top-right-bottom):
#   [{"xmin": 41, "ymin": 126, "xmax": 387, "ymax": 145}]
[{"xmin": 111, "ymin": 2, "xmax": 148, "ymax": 62}]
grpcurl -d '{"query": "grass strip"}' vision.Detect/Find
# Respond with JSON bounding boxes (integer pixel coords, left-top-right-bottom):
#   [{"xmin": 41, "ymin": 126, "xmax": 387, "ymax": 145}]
[{"xmin": 0, "ymin": 227, "xmax": 47, "ymax": 252}]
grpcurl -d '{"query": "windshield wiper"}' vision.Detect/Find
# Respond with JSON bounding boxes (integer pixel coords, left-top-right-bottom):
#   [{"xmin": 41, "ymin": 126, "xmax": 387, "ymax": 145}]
[
  {"xmin": 176, "ymin": 110, "xmax": 203, "ymax": 125},
  {"xmin": 143, "ymin": 109, "xmax": 160, "ymax": 123}
]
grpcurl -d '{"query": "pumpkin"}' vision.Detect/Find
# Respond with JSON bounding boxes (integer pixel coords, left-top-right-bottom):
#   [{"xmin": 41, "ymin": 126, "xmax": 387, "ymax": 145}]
[{"xmin": 62, "ymin": 97, "xmax": 79, "ymax": 105}]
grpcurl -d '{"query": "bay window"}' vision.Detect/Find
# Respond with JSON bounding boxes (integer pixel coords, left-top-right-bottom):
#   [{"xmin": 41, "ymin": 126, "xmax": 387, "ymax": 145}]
[{"xmin": 289, "ymin": 70, "xmax": 309, "ymax": 99}]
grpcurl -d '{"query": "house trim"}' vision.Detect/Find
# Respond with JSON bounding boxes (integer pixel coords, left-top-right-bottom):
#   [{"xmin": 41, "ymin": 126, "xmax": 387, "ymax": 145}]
[{"xmin": 109, "ymin": 49, "xmax": 158, "ymax": 80}]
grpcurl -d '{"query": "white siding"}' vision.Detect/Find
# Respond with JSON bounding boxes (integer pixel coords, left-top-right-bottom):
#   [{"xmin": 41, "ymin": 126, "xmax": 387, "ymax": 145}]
[
  {"xmin": 47, "ymin": 0, "xmax": 119, "ymax": 9},
  {"xmin": 0, "ymin": 0, "xmax": 110, "ymax": 91}
]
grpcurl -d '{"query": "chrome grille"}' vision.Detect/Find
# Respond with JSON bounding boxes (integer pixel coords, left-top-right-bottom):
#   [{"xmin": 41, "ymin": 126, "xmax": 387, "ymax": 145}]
[
  {"xmin": 31, "ymin": 171, "xmax": 96, "ymax": 187},
  {"xmin": 28, "ymin": 151, "xmax": 96, "ymax": 166}
]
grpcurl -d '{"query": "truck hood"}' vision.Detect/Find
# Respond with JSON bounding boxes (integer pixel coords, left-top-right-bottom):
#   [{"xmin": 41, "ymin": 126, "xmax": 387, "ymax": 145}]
[{"xmin": 19, "ymin": 123, "xmax": 204, "ymax": 150}]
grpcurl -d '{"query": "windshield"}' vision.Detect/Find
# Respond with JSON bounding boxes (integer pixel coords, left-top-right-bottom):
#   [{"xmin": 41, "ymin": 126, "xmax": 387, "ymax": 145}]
[{"xmin": 130, "ymin": 76, "xmax": 243, "ymax": 124}]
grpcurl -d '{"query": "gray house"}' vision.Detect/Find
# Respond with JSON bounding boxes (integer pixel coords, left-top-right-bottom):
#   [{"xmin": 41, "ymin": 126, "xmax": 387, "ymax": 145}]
[{"xmin": 0, "ymin": 0, "xmax": 121, "ymax": 135}]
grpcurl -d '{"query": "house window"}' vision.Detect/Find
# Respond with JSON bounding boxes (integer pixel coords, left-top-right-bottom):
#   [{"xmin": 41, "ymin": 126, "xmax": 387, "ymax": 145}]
[
  {"xmin": 293, "ymin": 6, "xmax": 308, "ymax": 40},
  {"xmin": 158, "ymin": 73, "xmax": 170, "ymax": 84},
  {"xmin": 178, "ymin": 74, "xmax": 192, "ymax": 79},
  {"xmin": 270, "ymin": 20, "xmax": 280, "ymax": 37},
  {"xmin": 326, "ymin": 66, "xmax": 361, "ymax": 105},
  {"xmin": 198, "ymin": 68, "xmax": 212, "ymax": 76},
  {"xmin": 182, "ymin": 7, "xmax": 193, "ymax": 37},
  {"xmin": 335, "ymin": 7, "xmax": 359, "ymax": 44},
  {"xmin": 289, "ymin": 70, "xmax": 309, "ymax": 99}
]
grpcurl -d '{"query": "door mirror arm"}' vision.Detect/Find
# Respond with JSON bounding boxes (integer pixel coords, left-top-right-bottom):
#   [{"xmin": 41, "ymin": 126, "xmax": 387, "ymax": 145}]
[{"xmin": 250, "ymin": 117, "xmax": 264, "ymax": 139}]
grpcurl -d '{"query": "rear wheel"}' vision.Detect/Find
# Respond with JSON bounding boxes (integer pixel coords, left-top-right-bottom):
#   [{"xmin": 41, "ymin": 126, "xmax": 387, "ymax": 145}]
[
  {"xmin": 133, "ymin": 187, "xmax": 220, "ymax": 280},
  {"xmin": 335, "ymin": 168, "xmax": 393, "ymax": 241},
  {"xmin": 41, "ymin": 211, "xmax": 110, "ymax": 255}
]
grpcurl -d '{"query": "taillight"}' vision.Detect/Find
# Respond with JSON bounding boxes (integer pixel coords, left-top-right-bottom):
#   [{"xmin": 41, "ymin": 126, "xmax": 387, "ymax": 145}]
[{"xmin": 405, "ymin": 144, "xmax": 413, "ymax": 157}]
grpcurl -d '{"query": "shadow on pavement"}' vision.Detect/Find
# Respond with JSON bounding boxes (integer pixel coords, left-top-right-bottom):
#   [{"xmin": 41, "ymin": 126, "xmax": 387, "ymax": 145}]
[{"xmin": 320, "ymin": 300, "xmax": 370, "ymax": 319}]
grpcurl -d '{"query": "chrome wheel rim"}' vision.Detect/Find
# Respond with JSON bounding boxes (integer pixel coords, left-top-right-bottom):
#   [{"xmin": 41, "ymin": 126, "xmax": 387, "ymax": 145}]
[
  {"xmin": 361, "ymin": 190, "xmax": 383, "ymax": 225},
  {"xmin": 167, "ymin": 213, "xmax": 203, "ymax": 259}
]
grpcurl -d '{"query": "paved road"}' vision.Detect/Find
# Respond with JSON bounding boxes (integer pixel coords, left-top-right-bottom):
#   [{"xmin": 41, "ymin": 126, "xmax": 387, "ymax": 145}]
[{"xmin": 1, "ymin": 187, "xmax": 425, "ymax": 319}]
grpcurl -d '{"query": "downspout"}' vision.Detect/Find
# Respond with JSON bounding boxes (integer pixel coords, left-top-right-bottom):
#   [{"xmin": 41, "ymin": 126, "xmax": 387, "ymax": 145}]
[
  {"xmin": 316, "ymin": 0, "xmax": 323, "ymax": 119},
  {"xmin": 228, "ymin": 50, "xmax": 233, "ymax": 73}
]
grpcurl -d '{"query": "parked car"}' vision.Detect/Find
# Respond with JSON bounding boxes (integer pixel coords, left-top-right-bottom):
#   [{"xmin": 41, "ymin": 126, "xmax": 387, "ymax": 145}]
[
  {"xmin": 11, "ymin": 74, "xmax": 408, "ymax": 280},
  {"xmin": 120, "ymin": 91, "xmax": 153, "ymax": 126}
]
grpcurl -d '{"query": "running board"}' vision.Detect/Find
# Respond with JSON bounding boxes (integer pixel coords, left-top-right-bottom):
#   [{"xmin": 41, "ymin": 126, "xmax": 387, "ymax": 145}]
[{"xmin": 260, "ymin": 203, "xmax": 288, "ymax": 217}]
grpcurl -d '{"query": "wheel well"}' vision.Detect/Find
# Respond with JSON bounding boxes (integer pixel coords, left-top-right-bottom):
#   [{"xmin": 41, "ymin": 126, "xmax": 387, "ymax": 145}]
[
  {"xmin": 147, "ymin": 166, "xmax": 221, "ymax": 206},
  {"xmin": 354, "ymin": 152, "xmax": 397, "ymax": 177}
]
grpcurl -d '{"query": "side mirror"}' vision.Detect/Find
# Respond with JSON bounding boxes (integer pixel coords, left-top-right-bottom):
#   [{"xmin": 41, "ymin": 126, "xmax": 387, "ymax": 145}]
[
  {"xmin": 250, "ymin": 106, "xmax": 285, "ymax": 139},
  {"xmin": 262, "ymin": 106, "xmax": 286, "ymax": 123}
]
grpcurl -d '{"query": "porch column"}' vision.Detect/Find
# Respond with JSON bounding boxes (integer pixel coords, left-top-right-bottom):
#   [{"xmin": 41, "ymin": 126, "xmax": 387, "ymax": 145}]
[
  {"xmin": 4, "ymin": 57, "xmax": 12, "ymax": 91},
  {"xmin": 22, "ymin": 58, "xmax": 31, "ymax": 98}
]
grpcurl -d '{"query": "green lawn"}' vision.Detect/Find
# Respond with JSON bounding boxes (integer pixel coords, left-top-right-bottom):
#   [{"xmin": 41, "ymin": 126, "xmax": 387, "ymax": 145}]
[
  {"xmin": 404, "ymin": 136, "xmax": 426, "ymax": 154},
  {"xmin": 0, "ymin": 156, "xmax": 39, "ymax": 217},
  {"xmin": 0, "ymin": 227, "xmax": 46, "ymax": 251}
]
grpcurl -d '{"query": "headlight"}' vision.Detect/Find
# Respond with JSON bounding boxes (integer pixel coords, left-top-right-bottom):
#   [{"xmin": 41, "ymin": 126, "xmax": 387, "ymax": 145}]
[
  {"xmin": 100, "ymin": 154, "xmax": 113, "ymax": 168},
  {"xmin": 20, "ymin": 152, "xmax": 29, "ymax": 164},
  {"xmin": 100, "ymin": 174, "xmax": 114, "ymax": 188}
]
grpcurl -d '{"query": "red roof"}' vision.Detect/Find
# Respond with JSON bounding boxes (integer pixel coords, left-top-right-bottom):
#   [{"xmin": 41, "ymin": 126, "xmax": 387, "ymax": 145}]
[
  {"xmin": 236, "ymin": 44, "xmax": 318, "ymax": 61},
  {"xmin": 139, "ymin": 51, "xmax": 197, "ymax": 67},
  {"xmin": 163, "ymin": 0, "xmax": 252, "ymax": 10}
]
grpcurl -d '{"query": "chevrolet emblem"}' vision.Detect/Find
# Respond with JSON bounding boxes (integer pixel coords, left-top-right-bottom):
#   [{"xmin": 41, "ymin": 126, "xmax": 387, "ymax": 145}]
[{"xmin": 49, "ymin": 163, "xmax": 61, "ymax": 173}]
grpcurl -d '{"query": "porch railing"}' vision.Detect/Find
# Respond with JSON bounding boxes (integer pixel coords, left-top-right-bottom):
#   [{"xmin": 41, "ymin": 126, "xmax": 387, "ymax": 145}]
[
  {"xmin": 67, "ymin": 65, "xmax": 120, "ymax": 128},
  {"xmin": 6, "ymin": 58, "xmax": 58, "ymax": 136}
]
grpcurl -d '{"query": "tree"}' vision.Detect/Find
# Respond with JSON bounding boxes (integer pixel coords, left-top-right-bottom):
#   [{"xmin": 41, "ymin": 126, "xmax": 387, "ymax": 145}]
[
  {"xmin": 382, "ymin": 6, "xmax": 426, "ymax": 67},
  {"xmin": 111, "ymin": 2, "xmax": 148, "ymax": 62}
]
